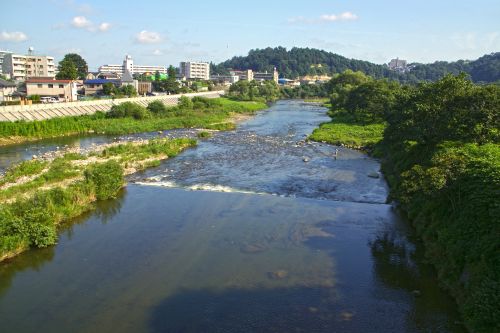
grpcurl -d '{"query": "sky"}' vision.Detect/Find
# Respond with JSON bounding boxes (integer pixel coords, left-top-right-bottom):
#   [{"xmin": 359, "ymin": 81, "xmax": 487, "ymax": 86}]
[{"xmin": 1, "ymin": 0, "xmax": 499, "ymax": 71}]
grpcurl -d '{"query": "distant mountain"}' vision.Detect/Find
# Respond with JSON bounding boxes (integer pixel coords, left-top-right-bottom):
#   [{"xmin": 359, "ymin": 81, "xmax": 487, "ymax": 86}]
[{"xmin": 212, "ymin": 47, "xmax": 500, "ymax": 83}]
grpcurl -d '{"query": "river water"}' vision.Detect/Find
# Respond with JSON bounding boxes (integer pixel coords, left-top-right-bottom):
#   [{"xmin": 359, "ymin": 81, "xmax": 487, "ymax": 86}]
[{"xmin": 0, "ymin": 100, "xmax": 464, "ymax": 332}]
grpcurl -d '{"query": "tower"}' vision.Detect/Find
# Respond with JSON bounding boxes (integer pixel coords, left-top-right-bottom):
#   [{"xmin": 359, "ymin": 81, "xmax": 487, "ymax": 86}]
[{"xmin": 123, "ymin": 54, "xmax": 134, "ymax": 74}]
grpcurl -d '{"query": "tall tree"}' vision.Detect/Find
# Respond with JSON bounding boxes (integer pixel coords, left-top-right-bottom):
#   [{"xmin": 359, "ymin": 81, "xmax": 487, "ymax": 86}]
[
  {"xmin": 56, "ymin": 59, "xmax": 78, "ymax": 80},
  {"xmin": 58, "ymin": 53, "xmax": 88, "ymax": 79}
]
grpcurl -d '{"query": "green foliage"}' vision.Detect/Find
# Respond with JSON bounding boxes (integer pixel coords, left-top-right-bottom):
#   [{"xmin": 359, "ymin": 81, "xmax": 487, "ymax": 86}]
[
  {"xmin": 178, "ymin": 96, "xmax": 193, "ymax": 109},
  {"xmin": 59, "ymin": 53, "xmax": 88, "ymax": 79},
  {"xmin": 84, "ymin": 160, "xmax": 124, "ymax": 200},
  {"xmin": 385, "ymin": 74, "xmax": 500, "ymax": 146},
  {"xmin": 197, "ymin": 131, "xmax": 212, "ymax": 139},
  {"xmin": 228, "ymin": 80, "xmax": 280, "ymax": 102},
  {"xmin": 310, "ymin": 72, "xmax": 499, "ymax": 331},
  {"xmin": 0, "ymin": 160, "xmax": 47, "ymax": 186},
  {"xmin": 102, "ymin": 82, "xmax": 115, "ymax": 95},
  {"xmin": 56, "ymin": 59, "xmax": 78, "ymax": 80},
  {"xmin": 28, "ymin": 94, "xmax": 40, "ymax": 103},
  {"xmin": 213, "ymin": 46, "xmax": 500, "ymax": 83},
  {"xmin": 147, "ymin": 100, "xmax": 168, "ymax": 114},
  {"xmin": 107, "ymin": 102, "xmax": 150, "ymax": 120}
]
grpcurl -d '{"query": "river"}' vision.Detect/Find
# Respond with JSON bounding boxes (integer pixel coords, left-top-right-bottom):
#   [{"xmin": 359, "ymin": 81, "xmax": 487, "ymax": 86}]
[{"xmin": 0, "ymin": 100, "xmax": 464, "ymax": 332}]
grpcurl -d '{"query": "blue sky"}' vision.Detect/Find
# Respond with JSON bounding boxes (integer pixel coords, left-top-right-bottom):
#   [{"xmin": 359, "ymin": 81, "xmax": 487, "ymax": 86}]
[{"xmin": 1, "ymin": 0, "xmax": 499, "ymax": 71}]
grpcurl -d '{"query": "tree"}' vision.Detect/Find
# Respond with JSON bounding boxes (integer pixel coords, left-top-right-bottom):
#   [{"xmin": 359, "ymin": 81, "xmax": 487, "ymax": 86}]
[
  {"xmin": 56, "ymin": 59, "xmax": 78, "ymax": 80},
  {"xmin": 59, "ymin": 53, "xmax": 88, "ymax": 79},
  {"xmin": 102, "ymin": 82, "xmax": 115, "ymax": 95}
]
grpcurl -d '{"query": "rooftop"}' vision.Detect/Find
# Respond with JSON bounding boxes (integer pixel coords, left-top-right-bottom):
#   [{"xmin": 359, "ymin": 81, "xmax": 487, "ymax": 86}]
[{"xmin": 26, "ymin": 78, "xmax": 73, "ymax": 84}]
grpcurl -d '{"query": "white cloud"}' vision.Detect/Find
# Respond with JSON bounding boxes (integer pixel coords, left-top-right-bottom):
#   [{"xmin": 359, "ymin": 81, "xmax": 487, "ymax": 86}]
[
  {"xmin": 70, "ymin": 16, "xmax": 110, "ymax": 33},
  {"xmin": 0, "ymin": 31, "xmax": 28, "ymax": 42},
  {"xmin": 289, "ymin": 12, "xmax": 359, "ymax": 24},
  {"xmin": 135, "ymin": 30, "xmax": 163, "ymax": 44},
  {"xmin": 72, "ymin": 16, "xmax": 92, "ymax": 29},
  {"xmin": 320, "ymin": 12, "xmax": 358, "ymax": 22},
  {"xmin": 152, "ymin": 49, "xmax": 163, "ymax": 56},
  {"xmin": 98, "ymin": 22, "xmax": 111, "ymax": 32}
]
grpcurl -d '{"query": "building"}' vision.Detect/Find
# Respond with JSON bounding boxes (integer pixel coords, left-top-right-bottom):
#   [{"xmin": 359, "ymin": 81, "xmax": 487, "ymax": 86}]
[
  {"xmin": 388, "ymin": 58, "xmax": 408, "ymax": 72},
  {"xmin": 98, "ymin": 55, "xmax": 167, "ymax": 77},
  {"xmin": 0, "ymin": 50, "xmax": 13, "ymax": 76},
  {"xmin": 2, "ymin": 52, "xmax": 56, "ymax": 81},
  {"xmin": 0, "ymin": 78, "xmax": 18, "ymax": 102},
  {"xmin": 26, "ymin": 78, "xmax": 77, "ymax": 102},
  {"xmin": 83, "ymin": 79, "xmax": 119, "ymax": 96},
  {"xmin": 137, "ymin": 81, "xmax": 152, "ymax": 95},
  {"xmin": 179, "ymin": 61, "xmax": 210, "ymax": 80},
  {"xmin": 229, "ymin": 68, "xmax": 279, "ymax": 83},
  {"xmin": 253, "ymin": 68, "xmax": 279, "ymax": 83},
  {"xmin": 210, "ymin": 74, "xmax": 239, "ymax": 86}
]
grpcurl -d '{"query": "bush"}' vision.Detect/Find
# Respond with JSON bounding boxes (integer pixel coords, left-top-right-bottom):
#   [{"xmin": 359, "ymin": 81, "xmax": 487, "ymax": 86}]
[
  {"xmin": 84, "ymin": 161, "xmax": 124, "ymax": 200},
  {"xmin": 107, "ymin": 102, "xmax": 150, "ymax": 120},
  {"xmin": 147, "ymin": 100, "xmax": 167, "ymax": 114},
  {"xmin": 178, "ymin": 96, "xmax": 193, "ymax": 109}
]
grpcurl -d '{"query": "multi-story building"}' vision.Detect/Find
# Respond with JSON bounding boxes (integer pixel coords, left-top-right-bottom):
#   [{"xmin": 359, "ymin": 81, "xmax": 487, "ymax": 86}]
[
  {"xmin": 229, "ymin": 68, "xmax": 279, "ymax": 83},
  {"xmin": 99, "ymin": 55, "xmax": 167, "ymax": 77},
  {"xmin": 253, "ymin": 68, "xmax": 279, "ymax": 83},
  {"xmin": 230, "ymin": 69, "xmax": 254, "ymax": 81},
  {"xmin": 0, "ymin": 78, "xmax": 17, "ymax": 102},
  {"xmin": 210, "ymin": 74, "xmax": 239, "ymax": 86},
  {"xmin": 0, "ymin": 50, "xmax": 13, "ymax": 76},
  {"xmin": 179, "ymin": 61, "xmax": 210, "ymax": 80},
  {"xmin": 2, "ymin": 53, "xmax": 56, "ymax": 81},
  {"xmin": 26, "ymin": 78, "xmax": 77, "ymax": 102}
]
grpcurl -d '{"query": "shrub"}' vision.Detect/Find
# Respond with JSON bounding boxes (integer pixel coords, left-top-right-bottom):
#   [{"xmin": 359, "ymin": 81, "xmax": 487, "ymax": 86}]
[
  {"xmin": 107, "ymin": 102, "xmax": 150, "ymax": 120},
  {"xmin": 147, "ymin": 100, "xmax": 167, "ymax": 114},
  {"xmin": 84, "ymin": 160, "xmax": 124, "ymax": 200},
  {"xmin": 178, "ymin": 96, "xmax": 193, "ymax": 109}
]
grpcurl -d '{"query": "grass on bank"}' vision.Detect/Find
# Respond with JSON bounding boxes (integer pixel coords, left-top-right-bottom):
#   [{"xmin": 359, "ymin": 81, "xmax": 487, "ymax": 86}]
[
  {"xmin": 0, "ymin": 137, "xmax": 196, "ymax": 261},
  {"xmin": 0, "ymin": 98, "xmax": 267, "ymax": 145},
  {"xmin": 309, "ymin": 112, "xmax": 385, "ymax": 149}
]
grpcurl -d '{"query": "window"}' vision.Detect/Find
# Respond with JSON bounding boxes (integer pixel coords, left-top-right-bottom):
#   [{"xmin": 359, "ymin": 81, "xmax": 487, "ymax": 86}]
[
  {"xmin": 89, "ymin": 84, "xmax": 95, "ymax": 88},
  {"xmin": 59, "ymin": 84, "xmax": 64, "ymax": 88},
  {"xmin": 48, "ymin": 84, "xmax": 54, "ymax": 88},
  {"xmin": 37, "ymin": 84, "xmax": 42, "ymax": 88}
]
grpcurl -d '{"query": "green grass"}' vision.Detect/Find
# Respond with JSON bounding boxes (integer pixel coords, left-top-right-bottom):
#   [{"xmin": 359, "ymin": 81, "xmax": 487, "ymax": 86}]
[
  {"xmin": 0, "ymin": 98, "xmax": 267, "ymax": 144},
  {"xmin": 197, "ymin": 131, "xmax": 213, "ymax": 139},
  {"xmin": 0, "ymin": 160, "xmax": 48, "ymax": 186},
  {"xmin": 309, "ymin": 112, "xmax": 385, "ymax": 148}
]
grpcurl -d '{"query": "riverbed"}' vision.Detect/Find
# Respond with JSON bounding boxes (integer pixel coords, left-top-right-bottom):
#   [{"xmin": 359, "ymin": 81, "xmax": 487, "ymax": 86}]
[{"xmin": 0, "ymin": 100, "xmax": 465, "ymax": 332}]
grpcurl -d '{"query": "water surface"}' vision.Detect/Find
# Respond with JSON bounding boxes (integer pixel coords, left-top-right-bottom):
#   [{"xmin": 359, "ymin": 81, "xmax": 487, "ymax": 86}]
[{"xmin": 0, "ymin": 101, "xmax": 464, "ymax": 332}]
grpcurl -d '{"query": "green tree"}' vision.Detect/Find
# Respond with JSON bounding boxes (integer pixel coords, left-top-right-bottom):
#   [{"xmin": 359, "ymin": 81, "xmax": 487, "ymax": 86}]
[
  {"xmin": 56, "ymin": 59, "xmax": 78, "ymax": 80},
  {"xmin": 59, "ymin": 53, "xmax": 88, "ymax": 79},
  {"xmin": 102, "ymin": 82, "xmax": 115, "ymax": 95}
]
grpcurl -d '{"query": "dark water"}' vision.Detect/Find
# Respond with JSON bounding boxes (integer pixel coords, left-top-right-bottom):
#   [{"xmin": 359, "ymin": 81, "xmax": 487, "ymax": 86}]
[{"xmin": 0, "ymin": 101, "xmax": 465, "ymax": 332}]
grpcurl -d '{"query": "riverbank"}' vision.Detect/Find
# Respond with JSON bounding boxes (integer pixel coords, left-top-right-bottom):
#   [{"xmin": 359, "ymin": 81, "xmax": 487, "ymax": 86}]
[
  {"xmin": 0, "ymin": 137, "xmax": 197, "ymax": 262},
  {"xmin": 308, "ymin": 111, "xmax": 385, "ymax": 152},
  {"xmin": 0, "ymin": 98, "xmax": 267, "ymax": 146},
  {"xmin": 309, "ymin": 105, "xmax": 499, "ymax": 332}
]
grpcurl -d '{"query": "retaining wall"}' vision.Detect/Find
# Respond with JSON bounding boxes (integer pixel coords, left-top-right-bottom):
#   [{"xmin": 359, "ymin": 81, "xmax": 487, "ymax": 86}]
[{"xmin": 0, "ymin": 91, "xmax": 224, "ymax": 122}]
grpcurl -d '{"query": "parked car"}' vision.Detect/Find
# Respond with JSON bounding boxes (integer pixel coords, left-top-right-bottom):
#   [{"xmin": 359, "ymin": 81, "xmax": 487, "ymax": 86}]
[{"xmin": 40, "ymin": 97, "xmax": 60, "ymax": 103}]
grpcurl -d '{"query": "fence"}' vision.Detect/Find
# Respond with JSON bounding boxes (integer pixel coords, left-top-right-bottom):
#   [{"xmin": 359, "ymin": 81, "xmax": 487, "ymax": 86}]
[{"xmin": 0, "ymin": 91, "xmax": 224, "ymax": 122}]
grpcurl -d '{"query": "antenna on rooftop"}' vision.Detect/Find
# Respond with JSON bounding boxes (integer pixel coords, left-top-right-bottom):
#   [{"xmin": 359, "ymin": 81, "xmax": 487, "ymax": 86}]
[{"xmin": 28, "ymin": 47, "xmax": 34, "ymax": 55}]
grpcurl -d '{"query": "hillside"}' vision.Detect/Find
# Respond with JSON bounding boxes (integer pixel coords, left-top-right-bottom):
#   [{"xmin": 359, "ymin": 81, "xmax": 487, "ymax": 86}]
[{"xmin": 212, "ymin": 47, "xmax": 500, "ymax": 83}]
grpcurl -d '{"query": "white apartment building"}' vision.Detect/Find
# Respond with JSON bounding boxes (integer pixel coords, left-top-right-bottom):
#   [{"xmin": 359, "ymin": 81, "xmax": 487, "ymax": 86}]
[
  {"xmin": 0, "ymin": 50, "xmax": 13, "ymax": 76},
  {"xmin": 2, "ymin": 53, "xmax": 56, "ymax": 81},
  {"xmin": 98, "ymin": 55, "xmax": 167, "ymax": 76},
  {"xmin": 180, "ymin": 61, "xmax": 210, "ymax": 80}
]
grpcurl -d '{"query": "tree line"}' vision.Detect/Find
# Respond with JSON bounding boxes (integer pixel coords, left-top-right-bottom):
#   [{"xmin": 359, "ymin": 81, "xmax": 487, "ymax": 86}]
[{"xmin": 212, "ymin": 47, "xmax": 500, "ymax": 84}]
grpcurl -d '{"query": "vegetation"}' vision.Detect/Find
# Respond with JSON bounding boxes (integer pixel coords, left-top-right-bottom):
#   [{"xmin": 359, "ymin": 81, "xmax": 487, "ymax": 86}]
[
  {"xmin": 311, "ymin": 71, "xmax": 500, "ymax": 332},
  {"xmin": 228, "ymin": 80, "xmax": 281, "ymax": 102},
  {"xmin": 56, "ymin": 53, "xmax": 88, "ymax": 80},
  {"xmin": 152, "ymin": 65, "xmax": 180, "ymax": 94},
  {"xmin": 212, "ymin": 46, "xmax": 500, "ymax": 83},
  {"xmin": 0, "ymin": 138, "xmax": 196, "ymax": 261},
  {"xmin": 0, "ymin": 98, "xmax": 267, "ymax": 145}
]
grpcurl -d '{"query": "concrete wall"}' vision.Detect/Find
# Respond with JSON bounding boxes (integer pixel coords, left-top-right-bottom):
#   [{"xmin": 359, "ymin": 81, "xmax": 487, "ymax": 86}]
[{"xmin": 0, "ymin": 91, "xmax": 224, "ymax": 122}]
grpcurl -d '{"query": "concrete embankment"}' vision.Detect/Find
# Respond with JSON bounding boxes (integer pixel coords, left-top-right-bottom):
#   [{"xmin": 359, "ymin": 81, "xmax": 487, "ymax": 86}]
[{"xmin": 0, "ymin": 91, "xmax": 224, "ymax": 122}]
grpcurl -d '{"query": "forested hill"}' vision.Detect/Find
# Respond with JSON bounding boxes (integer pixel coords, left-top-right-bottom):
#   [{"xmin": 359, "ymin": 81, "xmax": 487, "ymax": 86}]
[{"xmin": 211, "ymin": 47, "xmax": 500, "ymax": 83}]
